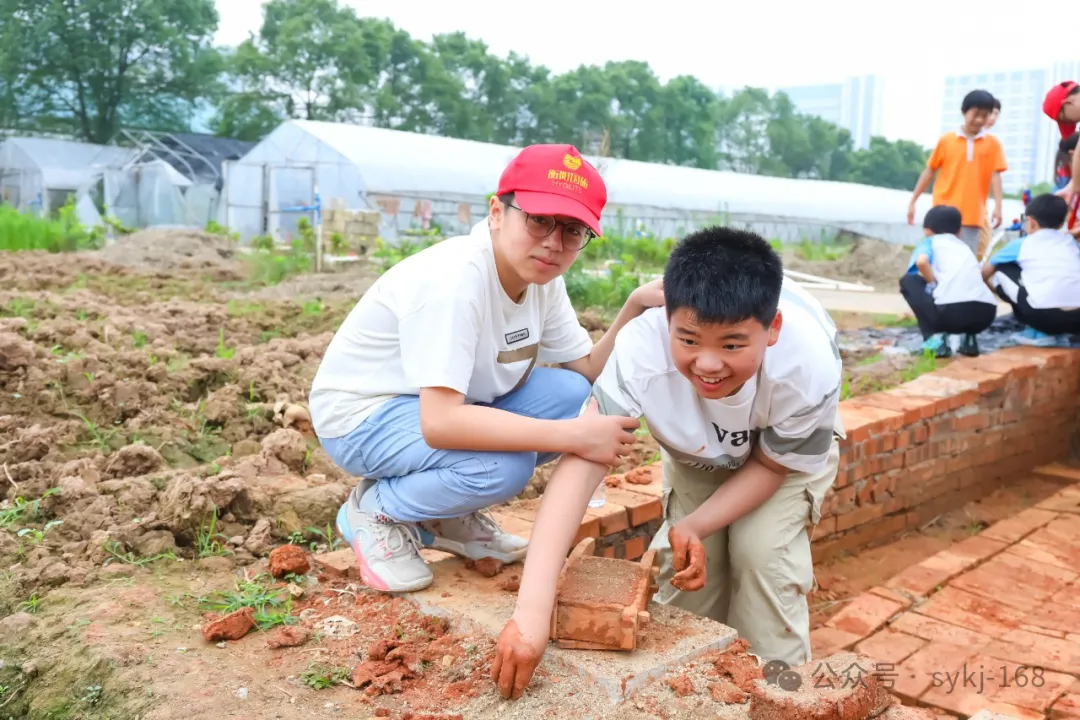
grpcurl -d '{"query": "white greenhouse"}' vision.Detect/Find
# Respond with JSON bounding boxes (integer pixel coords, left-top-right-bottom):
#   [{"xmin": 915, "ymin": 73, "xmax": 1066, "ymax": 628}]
[
  {"xmin": 221, "ymin": 119, "xmax": 1026, "ymax": 246},
  {"xmin": 0, "ymin": 136, "xmax": 138, "ymax": 222}
]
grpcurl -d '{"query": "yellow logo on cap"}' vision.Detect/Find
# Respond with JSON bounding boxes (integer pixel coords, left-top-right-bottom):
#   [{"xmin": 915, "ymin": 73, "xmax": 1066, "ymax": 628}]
[{"xmin": 563, "ymin": 154, "xmax": 582, "ymax": 171}]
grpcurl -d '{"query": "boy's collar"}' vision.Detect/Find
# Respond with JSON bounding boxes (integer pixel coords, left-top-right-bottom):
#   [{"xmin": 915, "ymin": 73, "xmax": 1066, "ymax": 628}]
[{"xmin": 956, "ymin": 126, "xmax": 987, "ymax": 140}]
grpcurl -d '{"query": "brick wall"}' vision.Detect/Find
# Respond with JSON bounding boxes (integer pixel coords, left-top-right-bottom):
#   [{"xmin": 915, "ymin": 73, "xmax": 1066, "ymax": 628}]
[{"xmin": 494, "ymin": 346, "xmax": 1080, "ymax": 564}]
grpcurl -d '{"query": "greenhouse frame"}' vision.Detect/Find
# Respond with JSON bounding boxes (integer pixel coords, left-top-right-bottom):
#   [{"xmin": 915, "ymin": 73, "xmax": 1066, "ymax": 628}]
[
  {"xmin": 219, "ymin": 119, "xmax": 1027, "ymax": 246},
  {"xmin": 0, "ymin": 132, "xmax": 256, "ymax": 230}
]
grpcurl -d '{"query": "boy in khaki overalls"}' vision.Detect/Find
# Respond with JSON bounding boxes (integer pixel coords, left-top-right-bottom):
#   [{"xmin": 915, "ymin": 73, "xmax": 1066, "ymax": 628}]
[{"xmin": 491, "ymin": 226, "xmax": 845, "ymax": 701}]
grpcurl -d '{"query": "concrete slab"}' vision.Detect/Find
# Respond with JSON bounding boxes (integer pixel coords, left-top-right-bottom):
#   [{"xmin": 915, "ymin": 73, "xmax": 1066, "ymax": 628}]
[{"xmin": 398, "ymin": 556, "xmax": 739, "ymax": 704}]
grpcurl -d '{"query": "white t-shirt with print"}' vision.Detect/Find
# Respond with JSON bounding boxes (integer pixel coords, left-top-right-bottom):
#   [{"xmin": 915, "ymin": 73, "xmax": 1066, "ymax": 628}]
[
  {"xmin": 591, "ymin": 280, "xmax": 842, "ymax": 475},
  {"xmin": 906, "ymin": 233, "xmax": 997, "ymax": 306},
  {"xmin": 309, "ymin": 220, "xmax": 594, "ymax": 439},
  {"xmin": 989, "ymin": 228, "xmax": 1080, "ymax": 309}
]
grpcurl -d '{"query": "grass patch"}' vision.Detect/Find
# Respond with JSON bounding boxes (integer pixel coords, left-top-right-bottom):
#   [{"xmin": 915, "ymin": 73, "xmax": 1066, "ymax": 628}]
[{"xmin": 0, "ymin": 199, "xmax": 104, "ymax": 253}]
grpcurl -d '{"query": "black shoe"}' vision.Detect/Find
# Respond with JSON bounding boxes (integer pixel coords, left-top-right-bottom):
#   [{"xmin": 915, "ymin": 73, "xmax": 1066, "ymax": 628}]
[
  {"xmin": 958, "ymin": 334, "xmax": 980, "ymax": 357},
  {"xmin": 935, "ymin": 343, "xmax": 953, "ymax": 359}
]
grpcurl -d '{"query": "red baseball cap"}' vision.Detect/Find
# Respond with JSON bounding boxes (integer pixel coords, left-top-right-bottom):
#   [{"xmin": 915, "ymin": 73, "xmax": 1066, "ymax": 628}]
[
  {"xmin": 495, "ymin": 144, "xmax": 607, "ymax": 235},
  {"xmin": 1044, "ymin": 81, "xmax": 1079, "ymax": 137}
]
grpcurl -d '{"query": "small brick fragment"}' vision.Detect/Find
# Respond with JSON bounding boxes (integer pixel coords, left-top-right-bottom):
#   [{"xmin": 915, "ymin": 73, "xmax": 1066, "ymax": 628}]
[
  {"xmin": 500, "ymin": 574, "xmax": 520, "ymax": 592},
  {"xmin": 709, "ymin": 679, "xmax": 748, "ymax": 704},
  {"xmin": 266, "ymin": 625, "xmax": 311, "ymax": 649},
  {"xmin": 464, "ymin": 557, "xmax": 504, "ymax": 578},
  {"xmin": 268, "ymin": 544, "xmax": 310, "ymax": 578},
  {"xmin": 667, "ymin": 675, "xmax": 695, "ymax": 697},
  {"xmin": 367, "ymin": 638, "xmax": 397, "ymax": 661},
  {"xmin": 201, "ymin": 607, "xmax": 255, "ymax": 642}
]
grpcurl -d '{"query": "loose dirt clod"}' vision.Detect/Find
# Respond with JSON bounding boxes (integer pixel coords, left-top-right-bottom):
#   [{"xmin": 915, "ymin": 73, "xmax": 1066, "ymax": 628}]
[
  {"xmin": 201, "ymin": 607, "xmax": 256, "ymax": 642},
  {"xmin": 499, "ymin": 574, "xmax": 520, "ymax": 592},
  {"xmin": 463, "ymin": 557, "xmax": 503, "ymax": 578},
  {"xmin": 266, "ymin": 625, "xmax": 311, "ymax": 649},
  {"xmin": 268, "ymin": 544, "xmax": 311, "ymax": 578},
  {"xmin": 667, "ymin": 675, "xmax": 694, "ymax": 697}
]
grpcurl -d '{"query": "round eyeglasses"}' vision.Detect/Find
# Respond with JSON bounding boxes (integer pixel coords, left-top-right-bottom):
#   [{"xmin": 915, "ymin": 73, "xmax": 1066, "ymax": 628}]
[{"xmin": 506, "ymin": 202, "xmax": 597, "ymax": 251}]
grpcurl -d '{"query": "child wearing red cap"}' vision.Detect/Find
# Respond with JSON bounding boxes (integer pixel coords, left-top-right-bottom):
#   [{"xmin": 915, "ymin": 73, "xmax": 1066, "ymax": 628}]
[{"xmin": 308, "ymin": 144, "xmax": 662, "ymax": 593}]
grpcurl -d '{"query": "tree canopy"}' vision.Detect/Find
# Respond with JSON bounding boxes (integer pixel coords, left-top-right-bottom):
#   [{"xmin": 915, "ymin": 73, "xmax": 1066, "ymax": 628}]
[{"xmin": 0, "ymin": 0, "xmax": 929, "ymax": 191}]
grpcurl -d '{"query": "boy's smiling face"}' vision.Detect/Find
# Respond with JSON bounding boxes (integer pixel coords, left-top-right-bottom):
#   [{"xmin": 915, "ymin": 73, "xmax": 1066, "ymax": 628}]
[{"xmin": 668, "ymin": 308, "xmax": 782, "ymax": 400}]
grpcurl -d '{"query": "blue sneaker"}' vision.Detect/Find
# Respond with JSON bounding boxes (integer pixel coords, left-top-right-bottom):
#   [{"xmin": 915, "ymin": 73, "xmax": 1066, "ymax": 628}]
[
  {"xmin": 1011, "ymin": 327, "xmax": 1058, "ymax": 346},
  {"xmin": 335, "ymin": 482, "xmax": 433, "ymax": 592},
  {"xmin": 917, "ymin": 334, "xmax": 951, "ymax": 358}
]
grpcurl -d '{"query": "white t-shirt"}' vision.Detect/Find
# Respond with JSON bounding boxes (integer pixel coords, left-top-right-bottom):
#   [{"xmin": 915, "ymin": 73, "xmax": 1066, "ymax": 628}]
[
  {"xmin": 309, "ymin": 220, "xmax": 594, "ymax": 438},
  {"xmin": 591, "ymin": 280, "xmax": 842, "ymax": 475},
  {"xmin": 989, "ymin": 228, "xmax": 1080, "ymax": 309},
  {"xmin": 906, "ymin": 233, "xmax": 997, "ymax": 306}
]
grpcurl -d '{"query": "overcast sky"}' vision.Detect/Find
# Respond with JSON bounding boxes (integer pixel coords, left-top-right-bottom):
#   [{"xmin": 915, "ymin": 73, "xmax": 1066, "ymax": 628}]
[{"xmin": 214, "ymin": 0, "xmax": 1077, "ymax": 147}]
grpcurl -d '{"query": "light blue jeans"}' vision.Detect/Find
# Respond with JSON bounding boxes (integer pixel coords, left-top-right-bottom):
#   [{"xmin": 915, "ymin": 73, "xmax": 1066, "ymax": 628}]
[{"xmin": 319, "ymin": 367, "xmax": 592, "ymax": 522}]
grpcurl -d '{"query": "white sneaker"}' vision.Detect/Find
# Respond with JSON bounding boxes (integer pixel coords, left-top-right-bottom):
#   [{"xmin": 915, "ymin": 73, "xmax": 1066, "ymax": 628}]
[
  {"xmin": 335, "ymin": 485, "xmax": 433, "ymax": 592},
  {"xmin": 418, "ymin": 511, "xmax": 529, "ymax": 563}
]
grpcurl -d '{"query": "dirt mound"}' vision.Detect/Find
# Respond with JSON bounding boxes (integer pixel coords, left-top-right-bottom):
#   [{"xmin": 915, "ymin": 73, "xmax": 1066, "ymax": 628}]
[
  {"xmin": 91, "ymin": 228, "xmax": 241, "ymax": 275},
  {"xmin": 783, "ymin": 236, "xmax": 912, "ymax": 292},
  {"xmin": 244, "ymin": 260, "xmax": 380, "ymax": 301}
]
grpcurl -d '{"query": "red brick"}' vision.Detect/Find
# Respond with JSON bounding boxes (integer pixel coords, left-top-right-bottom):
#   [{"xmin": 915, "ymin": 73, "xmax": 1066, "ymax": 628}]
[
  {"xmin": 891, "ymin": 373, "xmax": 981, "ymax": 409},
  {"xmin": 949, "ymin": 551, "xmax": 1077, "ymax": 611},
  {"xmin": 809, "ymin": 626, "xmax": 863, "ymax": 656},
  {"xmin": 604, "ymin": 487, "xmax": 662, "ymax": 526},
  {"xmin": 489, "ymin": 511, "xmax": 534, "ymax": 541},
  {"xmin": 836, "ymin": 503, "xmax": 886, "ymax": 531},
  {"xmin": 312, "ymin": 549, "xmax": 357, "ymax": 579},
  {"xmin": 599, "ymin": 545, "xmax": 616, "ymax": 559},
  {"xmin": 1036, "ymin": 485, "xmax": 1080, "ymax": 515},
  {"xmin": 838, "ymin": 403, "xmax": 906, "ymax": 443},
  {"xmin": 914, "ymin": 587, "xmax": 1028, "ymax": 640},
  {"xmin": 854, "ymin": 628, "xmax": 927, "ymax": 664},
  {"xmin": 982, "ymin": 628, "xmax": 1080, "ymax": 676},
  {"xmin": 1052, "ymin": 693, "xmax": 1080, "ymax": 719},
  {"xmin": 826, "ymin": 592, "xmax": 906, "ymax": 638},
  {"xmin": 623, "ymin": 535, "xmax": 646, "ymax": 560},
  {"xmin": 868, "ymin": 586, "xmax": 917, "ymax": 609},
  {"xmin": 890, "ymin": 641, "xmax": 973, "ymax": 701},
  {"xmin": 994, "ymin": 345, "xmax": 1078, "ymax": 368},
  {"xmin": 984, "ymin": 657, "xmax": 1077, "ymax": 712},
  {"xmin": 980, "ymin": 507, "xmax": 1060, "ymax": 544},
  {"xmin": 583, "ymin": 499, "xmax": 629, "ymax": 536},
  {"xmin": 811, "ymin": 513, "xmax": 909, "ymax": 564},
  {"xmin": 888, "ymin": 612, "xmax": 994, "ymax": 649},
  {"xmin": 933, "ymin": 363, "xmax": 1009, "ymax": 392},
  {"xmin": 848, "ymin": 392, "xmax": 937, "ymax": 426},
  {"xmin": 1032, "ymin": 463, "xmax": 1080, "ymax": 485},
  {"xmin": 1009, "ymin": 523, "xmax": 1080, "ymax": 575}
]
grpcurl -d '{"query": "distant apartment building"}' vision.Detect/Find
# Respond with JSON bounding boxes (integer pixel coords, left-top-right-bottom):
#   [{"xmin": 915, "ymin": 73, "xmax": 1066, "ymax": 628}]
[
  {"xmin": 941, "ymin": 62, "xmax": 1080, "ymax": 195},
  {"xmin": 773, "ymin": 75, "xmax": 884, "ymax": 150}
]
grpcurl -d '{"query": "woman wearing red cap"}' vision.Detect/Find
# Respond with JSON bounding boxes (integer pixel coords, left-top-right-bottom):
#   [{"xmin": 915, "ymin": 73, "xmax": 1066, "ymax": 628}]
[
  {"xmin": 308, "ymin": 144, "xmax": 663, "ymax": 595},
  {"xmin": 1044, "ymin": 81, "xmax": 1080, "ymax": 225}
]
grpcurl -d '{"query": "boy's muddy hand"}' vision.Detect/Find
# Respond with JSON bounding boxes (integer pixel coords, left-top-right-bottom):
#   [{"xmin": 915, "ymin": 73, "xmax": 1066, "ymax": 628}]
[
  {"xmin": 669, "ymin": 522, "xmax": 706, "ymax": 591},
  {"xmin": 492, "ymin": 616, "xmax": 548, "ymax": 700},
  {"xmin": 571, "ymin": 407, "xmax": 640, "ymax": 466}
]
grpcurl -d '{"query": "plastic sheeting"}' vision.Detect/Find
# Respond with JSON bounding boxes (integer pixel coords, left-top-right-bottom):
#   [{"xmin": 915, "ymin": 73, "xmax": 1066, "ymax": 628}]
[
  {"xmin": 221, "ymin": 119, "xmax": 1029, "ymax": 246},
  {"xmin": 0, "ymin": 137, "xmax": 138, "ymax": 215}
]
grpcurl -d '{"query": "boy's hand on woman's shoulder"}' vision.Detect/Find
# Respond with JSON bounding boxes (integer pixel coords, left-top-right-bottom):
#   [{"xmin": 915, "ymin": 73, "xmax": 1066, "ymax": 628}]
[{"xmin": 629, "ymin": 278, "xmax": 665, "ymax": 311}]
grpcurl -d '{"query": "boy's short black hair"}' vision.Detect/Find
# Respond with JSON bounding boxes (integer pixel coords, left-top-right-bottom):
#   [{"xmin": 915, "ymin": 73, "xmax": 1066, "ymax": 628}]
[
  {"xmin": 924, "ymin": 205, "xmax": 962, "ymax": 235},
  {"xmin": 991, "ymin": 96, "xmax": 1001, "ymax": 111},
  {"xmin": 1025, "ymin": 194, "xmax": 1069, "ymax": 230},
  {"xmin": 962, "ymin": 90, "xmax": 997, "ymax": 113},
  {"xmin": 663, "ymin": 226, "xmax": 783, "ymax": 328}
]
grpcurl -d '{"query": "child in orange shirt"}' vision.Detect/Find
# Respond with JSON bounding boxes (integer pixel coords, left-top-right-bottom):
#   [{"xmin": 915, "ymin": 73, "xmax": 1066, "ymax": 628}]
[{"xmin": 907, "ymin": 90, "xmax": 1008, "ymax": 254}]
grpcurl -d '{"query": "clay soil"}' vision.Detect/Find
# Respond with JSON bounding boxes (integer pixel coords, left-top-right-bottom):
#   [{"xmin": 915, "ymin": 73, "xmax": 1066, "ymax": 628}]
[{"xmin": 0, "ymin": 232, "xmax": 1045, "ymax": 720}]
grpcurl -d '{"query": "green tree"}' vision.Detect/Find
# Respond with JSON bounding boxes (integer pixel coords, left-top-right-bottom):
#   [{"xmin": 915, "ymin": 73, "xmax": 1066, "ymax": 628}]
[
  {"xmin": 0, "ymin": 0, "xmax": 222, "ymax": 143},
  {"xmin": 848, "ymin": 137, "xmax": 930, "ymax": 191}
]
